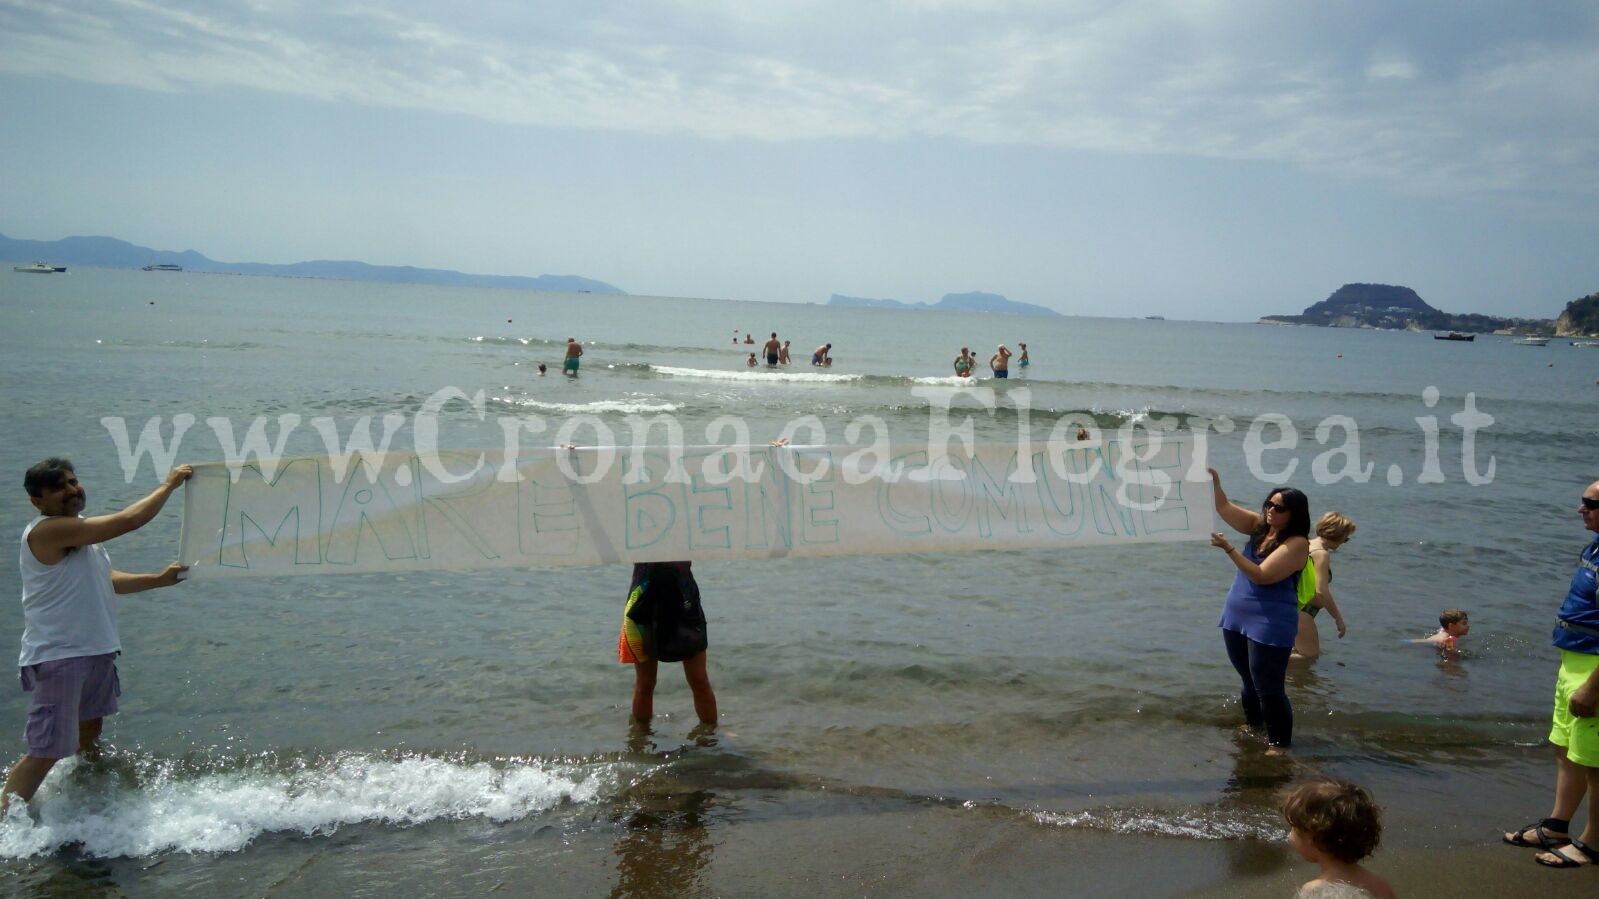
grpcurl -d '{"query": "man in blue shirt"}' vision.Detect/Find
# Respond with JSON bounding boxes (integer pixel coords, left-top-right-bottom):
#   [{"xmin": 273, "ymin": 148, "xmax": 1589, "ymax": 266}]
[{"xmin": 1505, "ymin": 479, "xmax": 1599, "ymax": 868}]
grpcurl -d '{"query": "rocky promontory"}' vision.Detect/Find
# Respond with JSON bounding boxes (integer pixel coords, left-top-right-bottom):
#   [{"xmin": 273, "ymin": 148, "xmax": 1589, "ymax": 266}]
[
  {"xmin": 1556, "ymin": 292, "xmax": 1599, "ymax": 337},
  {"xmin": 1262, "ymin": 283, "xmax": 1552, "ymax": 334}
]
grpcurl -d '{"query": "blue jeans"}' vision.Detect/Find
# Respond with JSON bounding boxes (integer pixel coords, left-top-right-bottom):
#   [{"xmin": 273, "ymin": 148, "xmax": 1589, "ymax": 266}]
[{"xmin": 1222, "ymin": 629, "xmax": 1293, "ymax": 747}]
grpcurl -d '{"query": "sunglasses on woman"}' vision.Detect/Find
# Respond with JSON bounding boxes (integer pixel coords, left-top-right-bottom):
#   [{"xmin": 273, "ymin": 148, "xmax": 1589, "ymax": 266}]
[{"xmin": 1263, "ymin": 500, "xmax": 1289, "ymax": 513}]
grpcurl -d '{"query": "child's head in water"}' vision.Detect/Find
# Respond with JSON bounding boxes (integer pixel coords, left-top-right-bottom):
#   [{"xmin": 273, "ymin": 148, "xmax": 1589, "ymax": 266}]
[
  {"xmin": 1438, "ymin": 608, "xmax": 1470, "ymax": 638},
  {"xmin": 1283, "ymin": 779, "xmax": 1382, "ymax": 865}
]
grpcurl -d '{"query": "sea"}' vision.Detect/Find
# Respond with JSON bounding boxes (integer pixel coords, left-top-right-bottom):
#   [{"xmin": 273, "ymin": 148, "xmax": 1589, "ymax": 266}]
[{"xmin": 0, "ymin": 267, "xmax": 1595, "ymax": 896}]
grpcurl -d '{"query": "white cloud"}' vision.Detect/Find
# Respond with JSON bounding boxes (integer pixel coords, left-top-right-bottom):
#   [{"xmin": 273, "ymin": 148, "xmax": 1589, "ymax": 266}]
[{"xmin": 2, "ymin": 0, "xmax": 1596, "ymax": 194}]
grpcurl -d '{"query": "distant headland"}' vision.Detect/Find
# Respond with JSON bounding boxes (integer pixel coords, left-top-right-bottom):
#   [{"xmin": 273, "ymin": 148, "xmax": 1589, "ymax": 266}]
[
  {"xmin": 0, "ymin": 232, "xmax": 625, "ymax": 295},
  {"xmin": 828, "ymin": 291, "xmax": 1060, "ymax": 316},
  {"xmin": 1259, "ymin": 283, "xmax": 1598, "ymax": 336}
]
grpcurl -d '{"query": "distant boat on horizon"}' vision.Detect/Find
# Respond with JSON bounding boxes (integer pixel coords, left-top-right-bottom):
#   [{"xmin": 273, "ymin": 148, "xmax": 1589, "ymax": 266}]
[
  {"xmin": 12, "ymin": 261, "xmax": 62, "ymax": 274},
  {"xmin": 1513, "ymin": 336, "xmax": 1551, "ymax": 346},
  {"xmin": 1145, "ymin": 315, "xmax": 1165, "ymax": 320},
  {"xmin": 1434, "ymin": 332, "xmax": 1474, "ymax": 341},
  {"xmin": 142, "ymin": 263, "xmax": 183, "ymax": 272}
]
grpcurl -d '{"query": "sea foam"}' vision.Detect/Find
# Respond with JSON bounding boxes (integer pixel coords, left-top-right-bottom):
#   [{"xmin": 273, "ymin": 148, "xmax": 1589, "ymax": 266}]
[
  {"xmin": 0, "ymin": 751, "xmax": 633, "ymax": 859},
  {"xmin": 649, "ymin": 365, "xmax": 862, "ymax": 383},
  {"xmin": 492, "ymin": 396, "xmax": 681, "ymax": 414},
  {"xmin": 1030, "ymin": 806, "xmax": 1280, "ymax": 841}
]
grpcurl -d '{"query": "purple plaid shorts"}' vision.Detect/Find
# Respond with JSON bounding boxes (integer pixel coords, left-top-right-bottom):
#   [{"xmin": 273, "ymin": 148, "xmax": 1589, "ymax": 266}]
[{"xmin": 18, "ymin": 652, "xmax": 121, "ymax": 759}]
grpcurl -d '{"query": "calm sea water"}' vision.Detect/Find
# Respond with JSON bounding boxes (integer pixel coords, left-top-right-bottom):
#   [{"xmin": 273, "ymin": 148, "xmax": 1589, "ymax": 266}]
[{"xmin": 1, "ymin": 267, "xmax": 1596, "ymax": 895}]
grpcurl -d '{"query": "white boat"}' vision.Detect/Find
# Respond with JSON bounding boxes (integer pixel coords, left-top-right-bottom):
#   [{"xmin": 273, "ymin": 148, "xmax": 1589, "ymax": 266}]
[
  {"xmin": 1513, "ymin": 336, "xmax": 1551, "ymax": 346},
  {"xmin": 1571, "ymin": 339, "xmax": 1599, "ymax": 348},
  {"xmin": 12, "ymin": 261, "xmax": 60, "ymax": 273},
  {"xmin": 142, "ymin": 263, "xmax": 183, "ymax": 271}
]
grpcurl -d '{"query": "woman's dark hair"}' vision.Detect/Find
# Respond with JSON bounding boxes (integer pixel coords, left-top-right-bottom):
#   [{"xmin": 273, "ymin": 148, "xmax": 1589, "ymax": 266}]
[{"xmin": 1252, "ymin": 486, "xmax": 1310, "ymax": 558}]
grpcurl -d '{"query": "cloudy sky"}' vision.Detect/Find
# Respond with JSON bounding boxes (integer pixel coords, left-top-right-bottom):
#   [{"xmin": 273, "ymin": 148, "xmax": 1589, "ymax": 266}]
[{"xmin": 2, "ymin": 1, "xmax": 1596, "ymax": 318}]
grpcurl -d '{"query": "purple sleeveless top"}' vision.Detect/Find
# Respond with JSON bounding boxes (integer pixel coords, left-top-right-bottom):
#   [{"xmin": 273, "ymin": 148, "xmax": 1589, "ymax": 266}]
[{"xmin": 1218, "ymin": 539, "xmax": 1300, "ymax": 647}]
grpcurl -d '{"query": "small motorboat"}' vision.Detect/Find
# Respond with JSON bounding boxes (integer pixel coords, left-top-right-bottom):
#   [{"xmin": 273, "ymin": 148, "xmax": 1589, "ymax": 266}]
[
  {"xmin": 13, "ymin": 261, "xmax": 60, "ymax": 274},
  {"xmin": 1513, "ymin": 336, "xmax": 1551, "ymax": 346},
  {"xmin": 1434, "ymin": 332, "xmax": 1474, "ymax": 341},
  {"xmin": 142, "ymin": 263, "xmax": 183, "ymax": 271},
  {"xmin": 1571, "ymin": 339, "xmax": 1599, "ymax": 348}
]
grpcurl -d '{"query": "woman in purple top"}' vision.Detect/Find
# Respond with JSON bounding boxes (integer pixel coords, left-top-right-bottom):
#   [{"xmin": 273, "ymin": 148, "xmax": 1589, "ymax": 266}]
[{"xmin": 1208, "ymin": 468, "xmax": 1311, "ymax": 752}]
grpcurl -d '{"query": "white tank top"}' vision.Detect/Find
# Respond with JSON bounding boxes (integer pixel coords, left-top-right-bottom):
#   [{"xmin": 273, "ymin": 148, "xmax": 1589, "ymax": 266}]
[{"xmin": 18, "ymin": 516, "xmax": 121, "ymax": 667}]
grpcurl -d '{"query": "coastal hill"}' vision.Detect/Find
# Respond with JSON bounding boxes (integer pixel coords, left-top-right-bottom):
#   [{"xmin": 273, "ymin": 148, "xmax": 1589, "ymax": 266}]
[
  {"xmin": 1262, "ymin": 283, "xmax": 1552, "ymax": 334},
  {"xmin": 0, "ymin": 232, "xmax": 625, "ymax": 294},
  {"xmin": 1556, "ymin": 291, "xmax": 1599, "ymax": 337},
  {"xmin": 828, "ymin": 290, "xmax": 1060, "ymax": 316}
]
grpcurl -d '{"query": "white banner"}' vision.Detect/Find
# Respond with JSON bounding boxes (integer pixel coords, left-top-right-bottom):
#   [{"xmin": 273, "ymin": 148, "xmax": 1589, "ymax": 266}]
[{"xmin": 178, "ymin": 440, "xmax": 1214, "ymax": 577}]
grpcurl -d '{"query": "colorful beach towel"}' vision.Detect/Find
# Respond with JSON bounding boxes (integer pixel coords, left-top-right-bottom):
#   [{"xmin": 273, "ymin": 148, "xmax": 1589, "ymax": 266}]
[{"xmin": 618, "ymin": 561, "xmax": 706, "ymax": 663}]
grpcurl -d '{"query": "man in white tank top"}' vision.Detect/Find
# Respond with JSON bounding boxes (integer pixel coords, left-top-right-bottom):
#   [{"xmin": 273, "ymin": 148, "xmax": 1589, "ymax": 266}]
[{"xmin": 2, "ymin": 458, "xmax": 191, "ymax": 812}]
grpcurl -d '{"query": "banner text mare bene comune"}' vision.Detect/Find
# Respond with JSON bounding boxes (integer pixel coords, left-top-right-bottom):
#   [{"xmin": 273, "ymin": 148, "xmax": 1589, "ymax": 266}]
[{"xmin": 178, "ymin": 440, "xmax": 1214, "ymax": 577}]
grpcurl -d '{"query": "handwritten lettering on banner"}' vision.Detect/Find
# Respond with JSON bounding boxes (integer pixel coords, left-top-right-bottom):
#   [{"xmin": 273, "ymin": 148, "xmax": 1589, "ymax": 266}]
[{"xmin": 178, "ymin": 441, "xmax": 1213, "ymax": 577}]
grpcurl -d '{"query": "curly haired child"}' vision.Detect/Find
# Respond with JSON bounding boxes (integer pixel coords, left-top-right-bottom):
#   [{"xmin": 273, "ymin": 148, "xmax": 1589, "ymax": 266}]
[{"xmin": 1282, "ymin": 779, "xmax": 1396, "ymax": 898}]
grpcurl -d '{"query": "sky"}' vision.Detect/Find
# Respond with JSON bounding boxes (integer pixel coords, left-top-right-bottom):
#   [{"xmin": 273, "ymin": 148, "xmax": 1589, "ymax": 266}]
[{"xmin": 2, "ymin": 1, "xmax": 1597, "ymax": 320}]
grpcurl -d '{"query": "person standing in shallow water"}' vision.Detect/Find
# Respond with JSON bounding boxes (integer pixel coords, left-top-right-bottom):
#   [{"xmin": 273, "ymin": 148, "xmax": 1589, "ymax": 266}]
[
  {"xmin": 2, "ymin": 459, "xmax": 192, "ymax": 812},
  {"xmin": 989, "ymin": 344, "xmax": 1011, "ymax": 378},
  {"xmin": 1502, "ymin": 478, "xmax": 1599, "ymax": 869},
  {"xmin": 563, "ymin": 337, "xmax": 583, "ymax": 375},
  {"xmin": 1208, "ymin": 467, "xmax": 1310, "ymax": 754},
  {"xmin": 952, "ymin": 347, "xmax": 974, "ymax": 377},
  {"xmin": 1294, "ymin": 513, "xmax": 1355, "ymax": 660},
  {"xmin": 619, "ymin": 561, "xmax": 716, "ymax": 728}
]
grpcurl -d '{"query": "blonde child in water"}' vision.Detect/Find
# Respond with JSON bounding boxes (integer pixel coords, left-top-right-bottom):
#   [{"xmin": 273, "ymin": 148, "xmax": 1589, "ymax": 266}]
[{"xmin": 1283, "ymin": 779, "xmax": 1397, "ymax": 898}]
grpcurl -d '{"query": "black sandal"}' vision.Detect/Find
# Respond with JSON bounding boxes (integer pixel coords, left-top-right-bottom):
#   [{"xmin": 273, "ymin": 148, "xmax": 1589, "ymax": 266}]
[
  {"xmin": 1504, "ymin": 821, "xmax": 1570, "ymax": 850},
  {"xmin": 1536, "ymin": 838, "xmax": 1599, "ymax": 869}
]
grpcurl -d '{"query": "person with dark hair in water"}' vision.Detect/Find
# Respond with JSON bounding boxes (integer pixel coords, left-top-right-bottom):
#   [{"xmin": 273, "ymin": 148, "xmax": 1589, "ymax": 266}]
[
  {"xmin": 563, "ymin": 337, "xmax": 583, "ymax": 375},
  {"xmin": 1208, "ymin": 467, "xmax": 1311, "ymax": 753},
  {"xmin": 2, "ymin": 459, "xmax": 192, "ymax": 812}
]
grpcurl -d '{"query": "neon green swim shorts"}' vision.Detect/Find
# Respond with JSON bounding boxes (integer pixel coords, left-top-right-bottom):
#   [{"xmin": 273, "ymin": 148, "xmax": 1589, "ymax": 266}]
[{"xmin": 1549, "ymin": 649, "xmax": 1599, "ymax": 767}]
